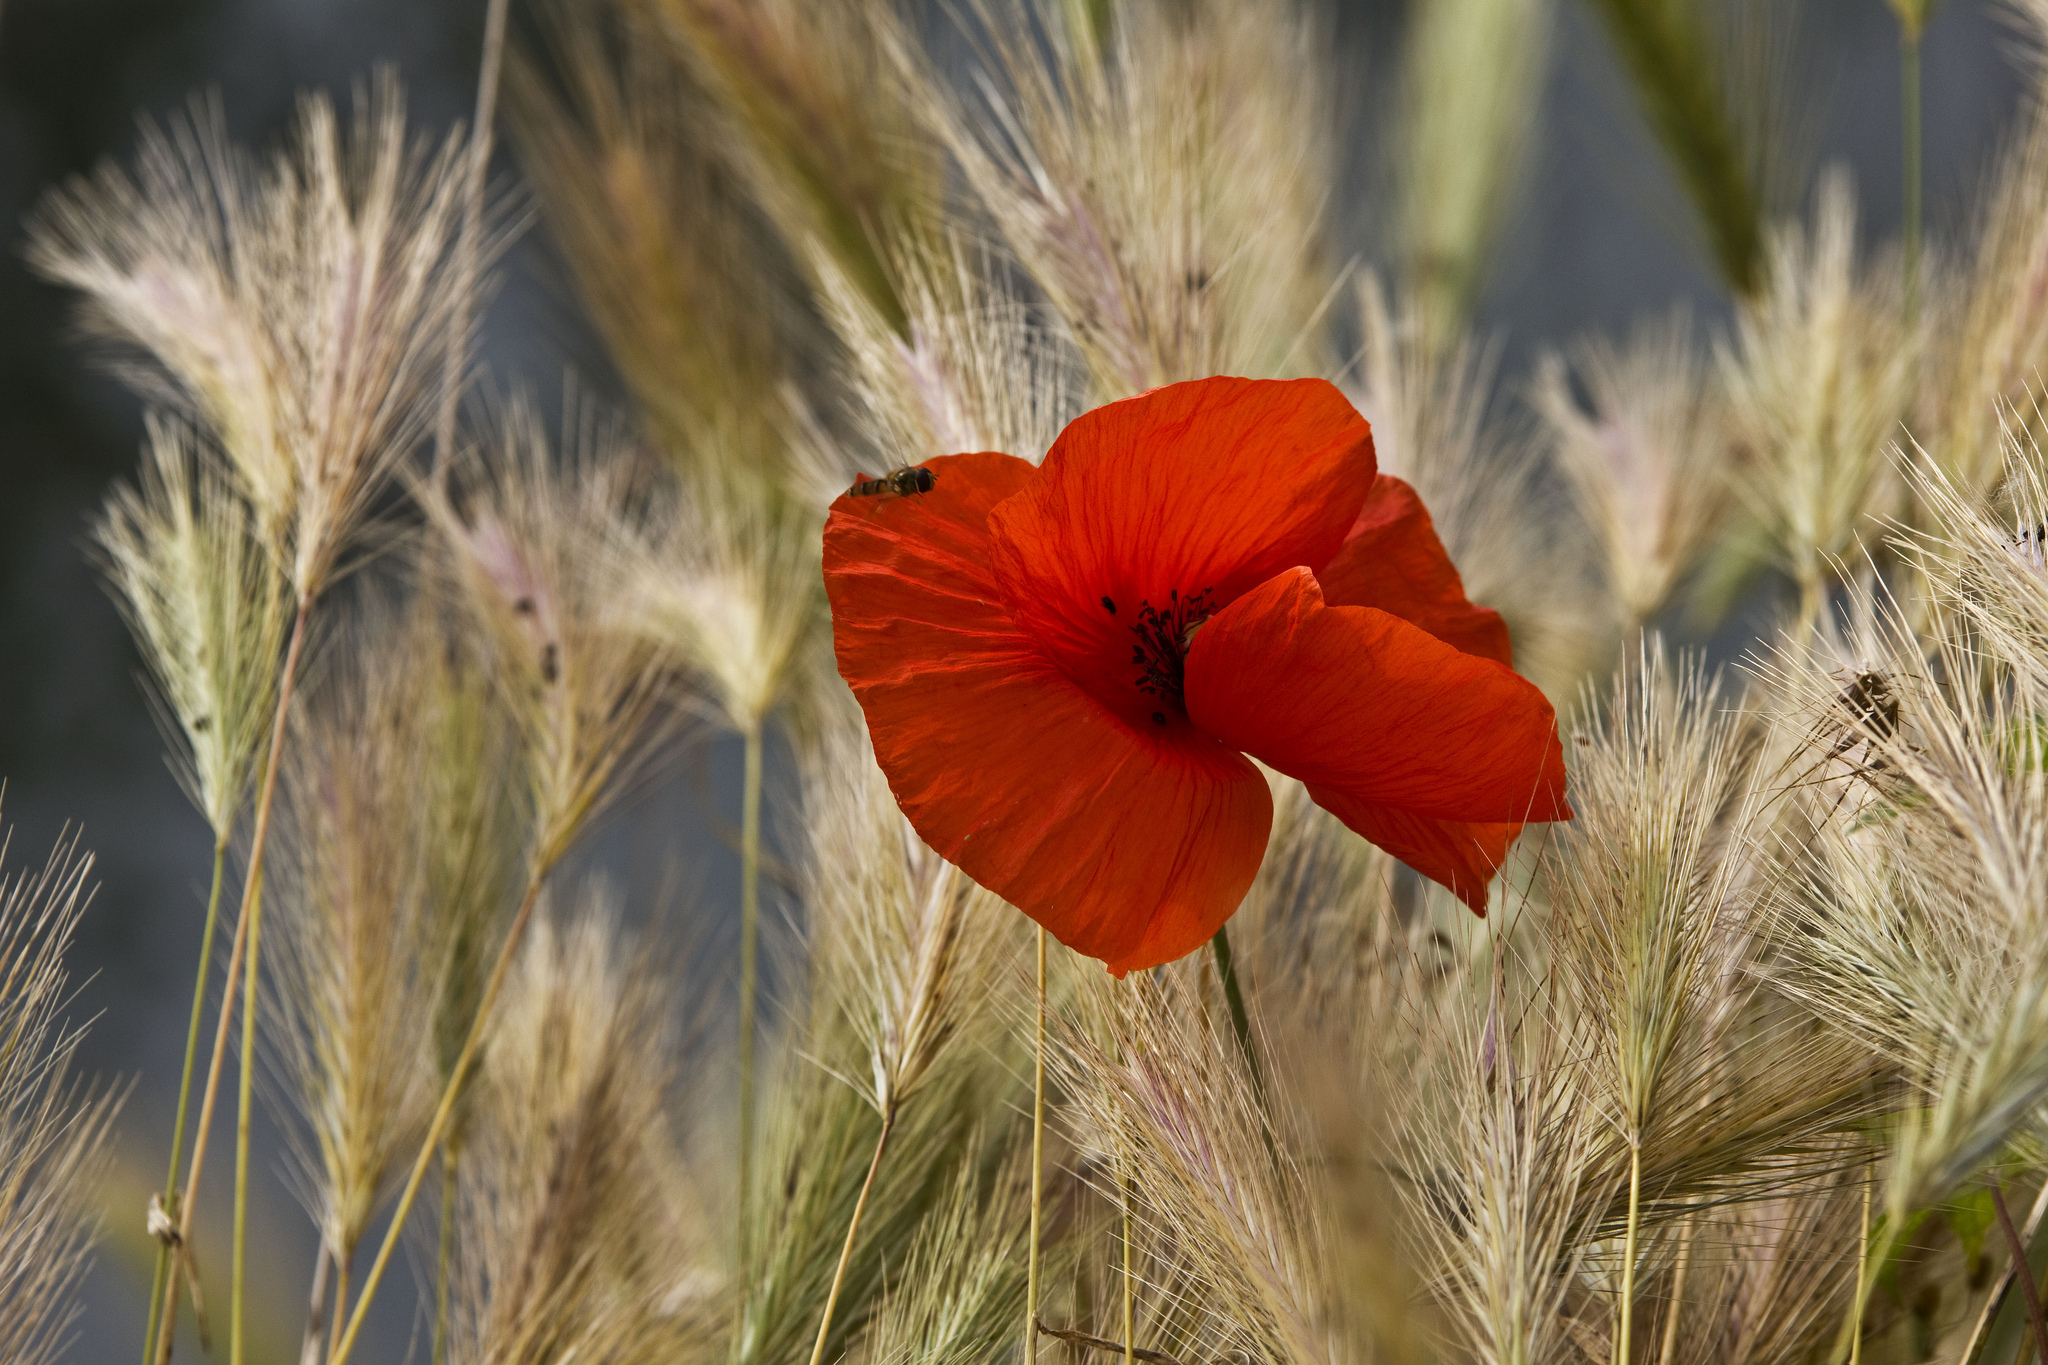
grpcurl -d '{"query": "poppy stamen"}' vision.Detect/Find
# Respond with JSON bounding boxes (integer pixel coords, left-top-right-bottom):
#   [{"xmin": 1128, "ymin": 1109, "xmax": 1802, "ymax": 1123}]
[{"xmin": 1131, "ymin": 588, "xmax": 1215, "ymax": 704}]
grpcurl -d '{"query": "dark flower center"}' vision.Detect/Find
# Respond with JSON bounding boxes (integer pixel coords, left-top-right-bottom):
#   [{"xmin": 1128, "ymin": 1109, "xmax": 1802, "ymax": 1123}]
[{"xmin": 1127, "ymin": 587, "xmax": 1215, "ymax": 718}]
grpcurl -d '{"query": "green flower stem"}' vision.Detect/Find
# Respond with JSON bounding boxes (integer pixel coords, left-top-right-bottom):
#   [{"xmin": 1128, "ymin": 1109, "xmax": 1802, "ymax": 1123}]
[
  {"xmin": 1209, "ymin": 925, "xmax": 1264, "ymax": 1103},
  {"xmin": 142, "ymin": 837, "xmax": 228, "ymax": 1365},
  {"xmin": 738, "ymin": 722, "xmax": 763, "ymax": 1261}
]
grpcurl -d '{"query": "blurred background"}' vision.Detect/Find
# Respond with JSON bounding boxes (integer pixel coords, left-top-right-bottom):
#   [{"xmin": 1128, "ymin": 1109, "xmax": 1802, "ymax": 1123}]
[{"xmin": 0, "ymin": 0, "xmax": 2031, "ymax": 1358}]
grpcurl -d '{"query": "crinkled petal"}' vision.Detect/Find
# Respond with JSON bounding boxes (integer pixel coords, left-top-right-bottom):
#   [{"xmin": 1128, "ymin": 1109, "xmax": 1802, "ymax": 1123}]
[
  {"xmin": 825, "ymin": 451, "xmax": 1273, "ymax": 975},
  {"xmin": 987, "ymin": 376, "xmax": 1375, "ymax": 723},
  {"xmin": 1184, "ymin": 567, "xmax": 1569, "ymax": 823},
  {"xmin": 1306, "ymin": 790, "xmax": 1520, "ymax": 914},
  {"xmin": 1316, "ymin": 474, "xmax": 1512, "ymax": 666}
]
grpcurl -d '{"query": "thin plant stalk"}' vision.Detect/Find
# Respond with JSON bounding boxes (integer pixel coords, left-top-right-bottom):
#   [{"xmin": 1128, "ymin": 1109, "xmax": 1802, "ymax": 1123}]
[
  {"xmin": 739, "ymin": 721, "xmax": 763, "ymax": 1251},
  {"xmin": 1834, "ymin": 1216, "xmax": 1902, "ymax": 1365},
  {"xmin": 1961, "ymin": 1180, "xmax": 2048, "ymax": 1365},
  {"xmin": 804, "ymin": 1105, "xmax": 898, "ymax": 1365},
  {"xmin": 231, "ymin": 854, "xmax": 266, "ymax": 1365},
  {"xmin": 1617, "ymin": 1141, "xmax": 1642, "ymax": 1365},
  {"xmin": 157, "ymin": 596, "xmax": 313, "ymax": 1365},
  {"xmin": 1851, "ymin": 1183, "xmax": 1872, "ymax": 1365},
  {"xmin": 142, "ymin": 837, "xmax": 228, "ymax": 1365},
  {"xmin": 433, "ymin": 1151, "xmax": 456, "ymax": 1365},
  {"xmin": 1994, "ymin": 1183, "xmax": 2048, "ymax": 1365},
  {"xmin": 1902, "ymin": 24, "xmax": 1923, "ymax": 322},
  {"xmin": 329, "ymin": 868, "xmax": 549, "ymax": 1365},
  {"xmin": 1025, "ymin": 926, "xmax": 1046, "ymax": 1365},
  {"xmin": 435, "ymin": 0, "xmax": 509, "ymax": 479},
  {"xmin": 298, "ymin": 1243, "xmax": 331, "ymax": 1365},
  {"xmin": 326, "ymin": 1253, "xmax": 351, "ymax": 1363},
  {"xmin": 1122, "ymin": 1167, "xmax": 1135, "ymax": 1365},
  {"xmin": 1658, "ymin": 1211, "xmax": 1694, "ymax": 1365},
  {"xmin": 1210, "ymin": 925, "xmax": 1273, "ymax": 1154}
]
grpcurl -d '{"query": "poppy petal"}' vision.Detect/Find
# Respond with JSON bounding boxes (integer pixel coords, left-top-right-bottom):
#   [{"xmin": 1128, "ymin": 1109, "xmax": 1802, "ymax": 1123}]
[
  {"xmin": 1316, "ymin": 474, "xmax": 1512, "ymax": 666},
  {"xmin": 1183, "ymin": 567, "xmax": 1569, "ymax": 824},
  {"xmin": 986, "ymin": 376, "xmax": 1375, "ymax": 723},
  {"xmin": 1305, "ymin": 789, "xmax": 1520, "ymax": 914},
  {"xmin": 824, "ymin": 450, "xmax": 1273, "ymax": 976}
]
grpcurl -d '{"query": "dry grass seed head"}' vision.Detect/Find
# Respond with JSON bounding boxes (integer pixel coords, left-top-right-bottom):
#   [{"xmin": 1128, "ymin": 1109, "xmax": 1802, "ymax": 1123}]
[
  {"xmin": 1665, "ymin": 1173, "xmax": 1863, "ymax": 1365},
  {"xmin": 818, "ymin": 228, "xmax": 1085, "ymax": 471},
  {"xmin": 1718, "ymin": 171, "xmax": 1915, "ymax": 610},
  {"xmin": 505, "ymin": 2, "xmax": 802, "ymax": 481},
  {"xmin": 1550, "ymin": 648, "xmax": 1880, "ymax": 1228},
  {"xmin": 268, "ymin": 593, "xmax": 446, "ymax": 1263},
  {"xmin": 1533, "ymin": 311, "xmax": 1733, "ymax": 632},
  {"xmin": 732, "ymin": 739, "xmax": 1031, "ymax": 1365},
  {"xmin": 627, "ymin": 453, "xmax": 829, "ymax": 743},
  {"xmin": 1350, "ymin": 274, "xmax": 1598, "ymax": 697},
  {"xmin": 1920, "ymin": 8, "xmax": 2048, "ymax": 491},
  {"xmin": 0, "ymin": 818, "xmax": 122, "ymax": 1365},
  {"xmin": 31, "ymin": 75, "xmax": 505, "ymax": 599},
  {"xmin": 927, "ymin": 0, "xmax": 1337, "ymax": 396},
  {"xmin": 851, "ymin": 1146, "xmax": 1033, "ymax": 1365},
  {"xmin": 91, "ymin": 415, "xmax": 289, "ymax": 839},
  {"xmin": 450, "ymin": 891, "xmax": 704, "ymax": 1365},
  {"xmin": 804, "ymin": 725, "xmax": 1023, "ymax": 1121},
  {"xmin": 1763, "ymin": 584, "xmax": 2048, "ymax": 1222},
  {"xmin": 647, "ymin": 0, "xmax": 942, "ymax": 336},
  {"xmin": 1393, "ymin": 950, "xmax": 1601, "ymax": 1365},
  {"xmin": 1052, "ymin": 963, "xmax": 1339, "ymax": 1365},
  {"xmin": 423, "ymin": 398, "xmax": 684, "ymax": 871}
]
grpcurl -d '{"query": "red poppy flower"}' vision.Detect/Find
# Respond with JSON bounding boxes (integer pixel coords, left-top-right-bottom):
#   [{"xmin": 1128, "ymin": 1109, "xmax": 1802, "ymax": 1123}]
[{"xmin": 824, "ymin": 376, "xmax": 1569, "ymax": 975}]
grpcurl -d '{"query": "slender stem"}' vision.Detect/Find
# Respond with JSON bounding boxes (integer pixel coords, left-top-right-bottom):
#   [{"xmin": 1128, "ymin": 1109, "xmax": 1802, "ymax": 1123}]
[
  {"xmin": 1209, "ymin": 925, "xmax": 1260, "ymax": 1085},
  {"xmin": 805, "ymin": 1105, "xmax": 897, "ymax": 1365},
  {"xmin": 1995, "ymin": 1183, "xmax": 2048, "ymax": 1365},
  {"xmin": 1025, "ymin": 927, "xmax": 1046, "ymax": 1365},
  {"xmin": 738, "ymin": 722, "xmax": 763, "ymax": 1263},
  {"xmin": 298, "ymin": 1241, "xmax": 331, "ymax": 1365},
  {"xmin": 1850, "ymin": 1182, "xmax": 1872, "ymax": 1365},
  {"xmin": 143, "ymin": 1253, "xmax": 169, "ymax": 1365},
  {"xmin": 1834, "ymin": 1182, "xmax": 1900, "ymax": 1365},
  {"xmin": 327, "ymin": 1250, "xmax": 352, "ymax": 1363},
  {"xmin": 1962, "ymin": 1179, "xmax": 2048, "ymax": 1365},
  {"xmin": 158, "ymin": 597, "xmax": 312, "ymax": 1365},
  {"xmin": 1122, "ymin": 1167, "xmax": 1135, "ymax": 1365},
  {"xmin": 434, "ymin": 1148, "xmax": 458, "ymax": 1365},
  {"xmin": 1658, "ymin": 1211, "xmax": 1693, "ymax": 1365},
  {"xmin": 1901, "ymin": 23, "xmax": 1923, "ymax": 324},
  {"xmin": 1618, "ymin": 1141, "xmax": 1642, "ymax": 1365},
  {"xmin": 144, "ymin": 838, "xmax": 229, "ymax": 1365},
  {"xmin": 434, "ymin": 0, "xmax": 509, "ymax": 481},
  {"xmin": 1210, "ymin": 925, "xmax": 1273, "ymax": 1155},
  {"xmin": 329, "ymin": 868, "xmax": 549, "ymax": 1365},
  {"xmin": 230, "ymin": 839, "xmax": 267, "ymax": 1365}
]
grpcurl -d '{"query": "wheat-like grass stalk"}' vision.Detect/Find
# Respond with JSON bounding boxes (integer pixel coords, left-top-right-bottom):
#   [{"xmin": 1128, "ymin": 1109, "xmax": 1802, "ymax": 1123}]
[
  {"xmin": 1534, "ymin": 313, "xmax": 1733, "ymax": 635},
  {"xmin": 920, "ymin": 0, "xmax": 1336, "ymax": 396},
  {"xmin": 444, "ymin": 892, "xmax": 708, "ymax": 1365},
  {"xmin": 0, "ymin": 817, "xmax": 122, "ymax": 1365}
]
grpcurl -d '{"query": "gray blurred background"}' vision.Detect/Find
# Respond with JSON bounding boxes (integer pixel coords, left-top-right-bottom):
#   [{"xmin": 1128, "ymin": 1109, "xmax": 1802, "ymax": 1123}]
[{"xmin": 0, "ymin": 0, "xmax": 2030, "ymax": 1359}]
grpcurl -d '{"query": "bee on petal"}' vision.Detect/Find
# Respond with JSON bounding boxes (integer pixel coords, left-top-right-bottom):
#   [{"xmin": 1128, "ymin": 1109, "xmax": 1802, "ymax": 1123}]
[{"xmin": 851, "ymin": 466, "xmax": 937, "ymax": 498}]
